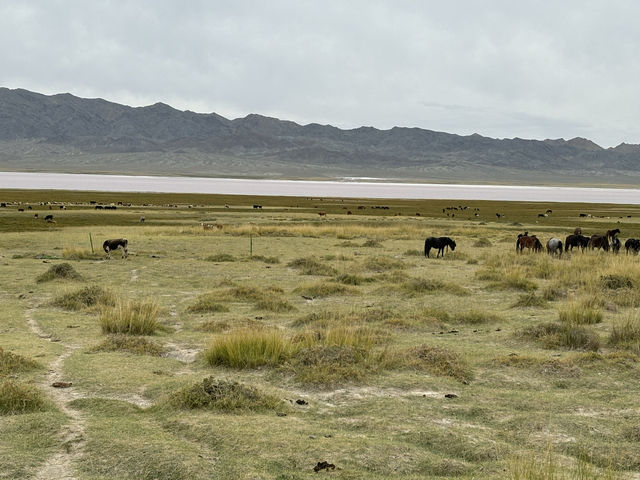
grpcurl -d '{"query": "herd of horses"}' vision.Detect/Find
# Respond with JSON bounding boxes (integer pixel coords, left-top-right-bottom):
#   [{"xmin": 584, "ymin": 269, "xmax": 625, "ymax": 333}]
[
  {"xmin": 516, "ymin": 228, "xmax": 640, "ymax": 256},
  {"xmin": 424, "ymin": 228, "xmax": 640, "ymax": 260}
]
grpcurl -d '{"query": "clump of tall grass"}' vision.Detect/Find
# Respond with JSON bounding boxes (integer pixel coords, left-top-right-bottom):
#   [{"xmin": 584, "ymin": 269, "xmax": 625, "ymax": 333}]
[
  {"xmin": 511, "ymin": 446, "xmax": 620, "ymax": 480},
  {"xmin": 36, "ymin": 263, "xmax": 82, "ymax": 282},
  {"xmin": 62, "ymin": 248, "xmax": 100, "ymax": 260},
  {"xmin": 287, "ymin": 257, "xmax": 337, "ymax": 276},
  {"xmin": 0, "ymin": 380, "xmax": 48, "ymax": 415},
  {"xmin": 205, "ymin": 329, "xmax": 290, "ymax": 368},
  {"xmin": 401, "ymin": 277, "xmax": 444, "ymax": 295},
  {"xmin": 0, "ymin": 347, "xmax": 40, "ymax": 376},
  {"xmin": 164, "ymin": 377, "xmax": 282, "ymax": 412},
  {"xmin": 404, "ymin": 344, "xmax": 474, "ymax": 383},
  {"xmin": 294, "ymin": 281, "xmax": 350, "ymax": 298},
  {"xmin": 511, "ymin": 293, "xmax": 549, "ymax": 309},
  {"xmin": 518, "ymin": 322, "xmax": 600, "ymax": 351},
  {"xmin": 254, "ymin": 296, "xmax": 296, "ymax": 312},
  {"xmin": 542, "ymin": 284, "xmax": 567, "ymax": 301},
  {"xmin": 187, "ymin": 293, "xmax": 230, "ymax": 313},
  {"xmin": 609, "ymin": 314, "xmax": 640, "ymax": 349},
  {"xmin": 99, "ymin": 298, "xmax": 161, "ymax": 335},
  {"xmin": 52, "ymin": 285, "xmax": 116, "ymax": 311},
  {"xmin": 558, "ymin": 302, "xmax": 603, "ymax": 325},
  {"xmin": 487, "ymin": 268, "xmax": 537, "ymax": 291},
  {"xmin": 403, "ymin": 249, "xmax": 423, "ymax": 256},
  {"xmin": 205, "ymin": 253, "xmax": 236, "ymax": 262},
  {"xmin": 90, "ymin": 334, "xmax": 166, "ymax": 356}
]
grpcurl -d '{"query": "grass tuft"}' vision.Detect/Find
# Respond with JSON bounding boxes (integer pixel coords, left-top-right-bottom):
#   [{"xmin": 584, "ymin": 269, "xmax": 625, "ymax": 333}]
[
  {"xmin": 100, "ymin": 298, "xmax": 161, "ymax": 335},
  {"xmin": 0, "ymin": 380, "xmax": 47, "ymax": 415},
  {"xmin": 187, "ymin": 293, "xmax": 230, "ymax": 313},
  {"xmin": 453, "ymin": 309, "xmax": 502, "ymax": 324},
  {"xmin": 405, "ymin": 344, "xmax": 474, "ymax": 382},
  {"xmin": 287, "ymin": 257, "xmax": 337, "ymax": 276},
  {"xmin": 295, "ymin": 281, "xmax": 349, "ymax": 298},
  {"xmin": 511, "ymin": 292, "xmax": 549, "ymax": 309},
  {"xmin": 90, "ymin": 334, "xmax": 167, "ymax": 356},
  {"xmin": 519, "ymin": 322, "xmax": 600, "ymax": 351},
  {"xmin": 164, "ymin": 377, "xmax": 282, "ymax": 412},
  {"xmin": 558, "ymin": 303, "xmax": 603, "ymax": 325},
  {"xmin": 36, "ymin": 263, "xmax": 82, "ymax": 282},
  {"xmin": 62, "ymin": 248, "xmax": 101, "ymax": 260},
  {"xmin": 52, "ymin": 285, "xmax": 115, "ymax": 311},
  {"xmin": 205, "ymin": 253, "xmax": 236, "ymax": 262},
  {"xmin": 205, "ymin": 329, "xmax": 290, "ymax": 368},
  {"xmin": 609, "ymin": 314, "xmax": 640, "ymax": 348},
  {"xmin": 0, "ymin": 348, "xmax": 40, "ymax": 376}
]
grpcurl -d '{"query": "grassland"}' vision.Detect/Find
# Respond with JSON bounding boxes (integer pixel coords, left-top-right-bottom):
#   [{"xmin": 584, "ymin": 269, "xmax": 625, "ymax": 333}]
[{"xmin": 1, "ymin": 189, "xmax": 640, "ymax": 479}]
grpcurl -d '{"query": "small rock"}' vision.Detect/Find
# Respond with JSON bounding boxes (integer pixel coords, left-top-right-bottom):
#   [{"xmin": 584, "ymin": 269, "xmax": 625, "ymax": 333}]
[
  {"xmin": 444, "ymin": 393, "xmax": 458, "ymax": 399},
  {"xmin": 52, "ymin": 382, "xmax": 72, "ymax": 388},
  {"xmin": 296, "ymin": 399, "xmax": 308, "ymax": 405}
]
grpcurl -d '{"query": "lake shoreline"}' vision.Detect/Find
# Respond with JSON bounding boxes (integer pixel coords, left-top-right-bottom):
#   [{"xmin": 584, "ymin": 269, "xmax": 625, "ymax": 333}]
[{"xmin": 0, "ymin": 171, "xmax": 639, "ymax": 204}]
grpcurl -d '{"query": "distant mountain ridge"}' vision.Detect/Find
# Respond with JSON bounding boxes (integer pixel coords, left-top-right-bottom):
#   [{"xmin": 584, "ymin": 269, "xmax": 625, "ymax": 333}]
[{"xmin": 1, "ymin": 87, "xmax": 639, "ymax": 184}]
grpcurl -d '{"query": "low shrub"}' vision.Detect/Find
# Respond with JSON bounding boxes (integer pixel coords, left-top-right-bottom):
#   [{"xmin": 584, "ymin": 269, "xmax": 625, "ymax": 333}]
[
  {"xmin": 100, "ymin": 299, "xmax": 161, "ymax": 335},
  {"xmin": 205, "ymin": 253, "xmax": 236, "ymax": 262},
  {"xmin": 205, "ymin": 329, "xmax": 290, "ymax": 368},
  {"xmin": 52, "ymin": 285, "xmax": 115, "ymax": 311},
  {"xmin": 36, "ymin": 263, "xmax": 82, "ymax": 282},
  {"xmin": 165, "ymin": 377, "xmax": 282, "ymax": 411},
  {"xmin": 0, "ymin": 380, "xmax": 47, "ymax": 415},
  {"xmin": 90, "ymin": 334, "xmax": 166, "ymax": 356},
  {"xmin": 405, "ymin": 344, "xmax": 474, "ymax": 383},
  {"xmin": 473, "ymin": 238, "xmax": 492, "ymax": 247},
  {"xmin": 0, "ymin": 348, "xmax": 39, "ymax": 376},
  {"xmin": 361, "ymin": 239, "xmax": 383, "ymax": 248}
]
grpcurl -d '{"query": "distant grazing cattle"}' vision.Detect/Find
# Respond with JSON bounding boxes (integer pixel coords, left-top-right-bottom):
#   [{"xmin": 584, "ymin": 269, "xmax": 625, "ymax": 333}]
[
  {"xmin": 139, "ymin": 216, "xmax": 145, "ymax": 223},
  {"xmin": 318, "ymin": 211, "xmax": 326, "ymax": 217},
  {"xmin": 579, "ymin": 213, "xmax": 588, "ymax": 217},
  {"xmin": 538, "ymin": 213, "xmax": 547, "ymax": 218},
  {"xmin": 546, "ymin": 209, "xmax": 553, "ymax": 214},
  {"xmin": 347, "ymin": 211, "xmax": 352, "ymax": 215},
  {"xmin": 44, "ymin": 214, "xmax": 54, "ymax": 221},
  {"xmin": 201, "ymin": 223, "xmax": 214, "ymax": 230},
  {"xmin": 18, "ymin": 208, "xmax": 24, "ymax": 212},
  {"xmin": 496, "ymin": 213, "xmax": 504, "ymax": 218},
  {"xmin": 95, "ymin": 205, "xmax": 103, "ymax": 209},
  {"xmin": 34, "ymin": 213, "xmax": 38, "ymax": 218},
  {"xmin": 253, "ymin": 205, "xmax": 262, "ymax": 209}
]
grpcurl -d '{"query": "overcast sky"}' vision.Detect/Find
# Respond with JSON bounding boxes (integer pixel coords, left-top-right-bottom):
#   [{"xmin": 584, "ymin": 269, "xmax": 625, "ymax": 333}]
[{"xmin": 1, "ymin": 1, "xmax": 639, "ymax": 147}]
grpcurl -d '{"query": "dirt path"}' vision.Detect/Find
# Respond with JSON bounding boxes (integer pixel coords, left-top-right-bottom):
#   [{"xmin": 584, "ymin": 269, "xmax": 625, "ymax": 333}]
[{"xmin": 26, "ymin": 307, "xmax": 86, "ymax": 480}]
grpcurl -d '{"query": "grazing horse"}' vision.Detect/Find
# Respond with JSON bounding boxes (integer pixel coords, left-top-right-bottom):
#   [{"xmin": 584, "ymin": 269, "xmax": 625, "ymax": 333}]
[
  {"xmin": 516, "ymin": 234, "xmax": 542, "ymax": 253},
  {"xmin": 564, "ymin": 234, "xmax": 590, "ymax": 252},
  {"xmin": 103, "ymin": 238, "xmax": 128, "ymax": 259},
  {"xmin": 606, "ymin": 228, "xmax": 620, "ymax": 240},
  {"xmin": 424, "ymin": 237, "xmax": 456, "ymax": 258},
  {"xmin": 625, "ymin": 238, "xmax": 640, "ymax": 255},
  {"xmin": 588, "ymin": 235, "xmax": 609, "ymax": 252},
  {"xmin": 546, "ymin": 238, "xmax": 563, "ymax": 256},
  {"xmin": 573, "ymin": 227, "xmax": 582, "ymax": 235},
  {"xmin": 610, "ymin": 237, "xmax": 621, "ymax": 254}
]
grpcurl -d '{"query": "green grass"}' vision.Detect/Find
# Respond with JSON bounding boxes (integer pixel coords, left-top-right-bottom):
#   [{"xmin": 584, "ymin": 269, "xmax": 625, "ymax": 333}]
[
  {"xmin": 186, "ymin": 293, "xmax": 230, "ymax": 313},
  {"xmin": 204, "ymin": 329, "xmax": 291, "ymax": 368},
  {"xmin": 559, "ymin": 303, "xmax": 603, "ymax": 325}
]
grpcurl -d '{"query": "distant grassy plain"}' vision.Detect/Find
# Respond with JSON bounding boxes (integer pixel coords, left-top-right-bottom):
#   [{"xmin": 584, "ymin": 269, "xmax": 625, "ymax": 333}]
[{"xmin": 1, "ymin": 188, "xmax": 640, "ymax": 479}]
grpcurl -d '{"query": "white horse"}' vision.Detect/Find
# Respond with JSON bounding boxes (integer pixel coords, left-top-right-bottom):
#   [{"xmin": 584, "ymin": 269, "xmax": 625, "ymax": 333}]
[{"xmin": 546, "ymin": 238, "xmax": 563, "ymax": 256}]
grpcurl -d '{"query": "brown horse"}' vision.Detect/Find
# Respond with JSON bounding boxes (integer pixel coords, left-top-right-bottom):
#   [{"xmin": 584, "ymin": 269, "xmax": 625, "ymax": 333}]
[
  {"xmin": 588, "ymin": 235, "xmax": 609, "ymax": 252},
  {"xmin": 606, "ymin": 228, "xmax": 620, "ymax": 240},
  {"xmin": 516, "ymin": 234, "xmax": 542, "ymax": 253}
]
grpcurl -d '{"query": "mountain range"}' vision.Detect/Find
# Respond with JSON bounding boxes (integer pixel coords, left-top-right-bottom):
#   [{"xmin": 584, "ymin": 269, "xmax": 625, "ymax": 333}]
[{"xmin": 1, "ymin": 87, "xmax": 639, "ymax": 185}]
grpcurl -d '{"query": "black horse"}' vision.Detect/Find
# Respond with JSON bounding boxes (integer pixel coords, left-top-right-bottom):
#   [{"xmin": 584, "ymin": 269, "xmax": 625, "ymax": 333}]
[
  {"xmin": 103, "ymin": 238, "xmax": 128, "ymax": 259},
  {"xmin": 625, "ymin": 238, "xmax": 640, "ymax": 255},
  {"xmin": 564, "ymin": 234, "xmax": 590, "ymax": 252},
  {"xmin": 424, "ymin": 237, "xmax": 456, "ymax": 258},
  {"xmin": 610, "ymin": 237, "xmax": 621, "ymax": 254}
]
